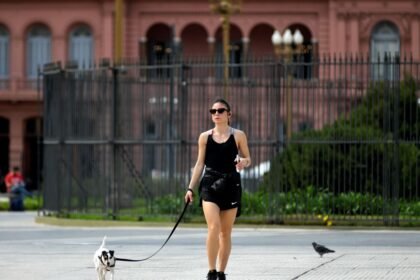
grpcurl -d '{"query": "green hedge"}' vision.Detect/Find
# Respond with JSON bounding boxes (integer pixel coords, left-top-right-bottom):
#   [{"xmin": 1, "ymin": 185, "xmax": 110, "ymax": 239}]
[
  {"xmin": 151, "ymin": 188, "xmax": 420, "ymax": 217},
  {"xmin": 0, "ymin": 196, "xmax": 41, "ymax": 211}
]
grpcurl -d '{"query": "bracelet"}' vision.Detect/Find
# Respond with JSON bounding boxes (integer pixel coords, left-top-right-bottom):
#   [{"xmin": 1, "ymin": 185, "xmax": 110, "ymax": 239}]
[{"xmin": 187, "ymin": 188, "xmax": 194, "ymax": 195}]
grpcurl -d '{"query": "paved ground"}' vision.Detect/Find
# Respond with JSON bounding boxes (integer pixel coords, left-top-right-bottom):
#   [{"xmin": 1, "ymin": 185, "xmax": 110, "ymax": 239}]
[{"xmin": 1, "ymin": 212, "xmax": 420, "ymax": 279}]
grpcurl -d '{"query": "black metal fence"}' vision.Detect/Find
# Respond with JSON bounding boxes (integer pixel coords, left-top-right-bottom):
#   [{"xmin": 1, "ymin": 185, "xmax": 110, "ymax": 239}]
[{"xmin": 42, "ymin": 55, "xmax": 420, "ymax": 225}]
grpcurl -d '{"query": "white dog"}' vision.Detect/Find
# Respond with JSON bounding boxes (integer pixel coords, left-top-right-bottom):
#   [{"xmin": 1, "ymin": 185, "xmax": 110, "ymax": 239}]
[{"xmin": 93, "ymin": 236, "xmax": 116, "ymax": 280}]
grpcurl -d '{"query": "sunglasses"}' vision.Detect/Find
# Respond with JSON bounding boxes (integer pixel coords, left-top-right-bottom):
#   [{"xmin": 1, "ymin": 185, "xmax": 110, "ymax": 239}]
[{"xmin": 209, "ymin": 108, "xmax": 229, "ymax": 114}]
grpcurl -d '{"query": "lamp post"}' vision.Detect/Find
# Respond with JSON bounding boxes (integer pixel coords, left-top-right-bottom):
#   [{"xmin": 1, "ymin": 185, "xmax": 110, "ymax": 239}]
[
  {"xmin": 210, "ymin": 0, "xmax": 241, "ymax": 98},
  {"xmin": 271, "ymin": 28, "xmax": 303, "ymax": 140},
  {"xmin": 114, "ymin": 0, "xmax": 124, "ymax": 64}
]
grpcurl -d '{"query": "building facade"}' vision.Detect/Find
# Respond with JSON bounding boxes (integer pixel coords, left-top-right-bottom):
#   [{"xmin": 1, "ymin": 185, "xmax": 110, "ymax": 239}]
[{"xmin": 0, "ymin": 0, "xmax": 419, "ymax": 189}]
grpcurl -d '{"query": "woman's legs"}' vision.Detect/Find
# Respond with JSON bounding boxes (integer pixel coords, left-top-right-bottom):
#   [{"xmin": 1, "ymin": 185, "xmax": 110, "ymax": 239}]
[
  {"xmin": 203, "ymin": 201, "xmax": 221, "ymax": 271},
  {"xmin": 203, "ymin": 201, "xmax": 237, "ymax": 273},
  {"xmin": 218, "ymin": 207, "xmax": 237, "ymax": 272}
]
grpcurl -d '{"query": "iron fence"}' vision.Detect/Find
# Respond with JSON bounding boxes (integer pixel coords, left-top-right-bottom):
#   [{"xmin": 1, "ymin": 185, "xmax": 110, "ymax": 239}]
[{"xmin": 42, "ymin": 54, "xmax": 420, "ymax": 225}]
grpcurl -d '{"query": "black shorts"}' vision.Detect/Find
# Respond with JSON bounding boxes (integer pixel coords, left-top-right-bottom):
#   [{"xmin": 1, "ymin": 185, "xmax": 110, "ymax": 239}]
[{"xmin": 199, "ymin": 168, "xmax": 242, "ymax": 217}]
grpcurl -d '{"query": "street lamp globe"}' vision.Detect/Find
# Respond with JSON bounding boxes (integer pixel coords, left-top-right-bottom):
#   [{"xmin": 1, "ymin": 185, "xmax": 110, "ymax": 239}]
[
  {"xmin": 283, "ymin": 29, "xmax": 293, "ymax": 45},
  {"xmin": 293, "ymin": 29, "xmax": 304, "ymax": 45},
  {"xmin": 271, "ymin": 30, "xmax": 282, "ymax": 46}
]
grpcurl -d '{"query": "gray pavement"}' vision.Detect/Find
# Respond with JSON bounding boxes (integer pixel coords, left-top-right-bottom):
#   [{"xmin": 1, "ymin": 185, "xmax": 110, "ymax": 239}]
[{"xmin": 1, "ymin": 212, "xmax": 420, "ymax": 279}]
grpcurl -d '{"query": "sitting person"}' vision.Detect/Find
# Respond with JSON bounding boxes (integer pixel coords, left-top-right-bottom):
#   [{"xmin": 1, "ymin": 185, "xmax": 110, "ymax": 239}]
[{"xmin": 4, "ymin": 166, "xmax": 31, "ymax": 211}]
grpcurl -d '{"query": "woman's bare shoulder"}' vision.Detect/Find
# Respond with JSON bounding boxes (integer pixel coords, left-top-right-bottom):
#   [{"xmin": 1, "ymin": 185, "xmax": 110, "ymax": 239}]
[
  {"xmin": 232, "ymin": 128, "xmax": 246, "ymax": 138},
  {"xmin": 200, "ymin": 129, "xmax": 212, "ymax": 137},
  {"xmin": 198, "ymin": 130, "xmax": 212, "ymax": 142}
]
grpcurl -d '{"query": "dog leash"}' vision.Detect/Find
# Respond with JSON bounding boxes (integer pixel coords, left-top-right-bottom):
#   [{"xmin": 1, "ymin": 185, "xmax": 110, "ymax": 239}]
[{"xmin": 115, "ymin": 200, "xmax": 190, "ymax": 262}]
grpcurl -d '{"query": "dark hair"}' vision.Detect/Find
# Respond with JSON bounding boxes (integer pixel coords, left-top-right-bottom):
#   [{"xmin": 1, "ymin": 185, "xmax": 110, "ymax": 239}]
[{"xmin": 213, "ymin": 98, "xmax": 231, "ymax": 112}]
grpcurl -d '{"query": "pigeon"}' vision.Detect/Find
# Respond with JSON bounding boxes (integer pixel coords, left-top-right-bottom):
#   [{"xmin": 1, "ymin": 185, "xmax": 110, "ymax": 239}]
[{"xmin": 312, "ymin": 242, "xmax": 335, "ymax": 257}]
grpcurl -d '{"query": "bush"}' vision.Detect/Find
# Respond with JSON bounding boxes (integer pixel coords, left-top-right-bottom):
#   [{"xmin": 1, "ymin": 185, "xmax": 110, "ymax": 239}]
[
  {"xmin": 241, "ymin": 188, "xmax": 420, "ymax": 217},
  {"xmin": 260, "ymin": 77, "xmax": 420, "ymax": 197}
]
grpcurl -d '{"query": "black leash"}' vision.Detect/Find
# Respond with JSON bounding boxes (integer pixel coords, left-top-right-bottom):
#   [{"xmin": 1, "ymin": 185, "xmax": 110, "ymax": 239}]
[{"xmin": 115, "ymin": 201, "xmax": 190, "ymax": 262}]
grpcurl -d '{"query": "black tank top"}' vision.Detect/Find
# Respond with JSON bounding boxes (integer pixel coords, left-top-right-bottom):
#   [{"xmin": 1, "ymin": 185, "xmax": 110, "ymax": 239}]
[{"xmin": 204, "ymin": 130, "xmax": 238, "ymax": 173}]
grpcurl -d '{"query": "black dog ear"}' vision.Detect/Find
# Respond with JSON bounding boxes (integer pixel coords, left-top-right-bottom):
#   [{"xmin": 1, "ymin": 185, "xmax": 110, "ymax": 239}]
[
  {"xmin": 102, "ymin": 251, "xmax": 108, "ymax": 257},
  {"xmin": 109, "ymin": 250, "xmax": 114, "ymax": 257}
]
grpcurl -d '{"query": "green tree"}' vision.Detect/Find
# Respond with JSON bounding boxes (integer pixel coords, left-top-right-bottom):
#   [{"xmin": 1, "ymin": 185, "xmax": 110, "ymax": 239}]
[{"xmin": 261, "ymin": 77, "xmax": 420, "ymax": 198}]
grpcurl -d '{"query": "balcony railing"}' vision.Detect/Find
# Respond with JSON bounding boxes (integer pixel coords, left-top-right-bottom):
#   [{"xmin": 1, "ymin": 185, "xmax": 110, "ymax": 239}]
[{"xmin": 0, "ymin": 78, "xmax": 43, "ymax": 100}]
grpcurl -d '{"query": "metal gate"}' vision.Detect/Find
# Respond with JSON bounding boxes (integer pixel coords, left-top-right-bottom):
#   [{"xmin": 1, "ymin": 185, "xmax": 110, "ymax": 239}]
[{"xmin": 42, "ymin": 55, "xmax": 420, "ymax": 225}]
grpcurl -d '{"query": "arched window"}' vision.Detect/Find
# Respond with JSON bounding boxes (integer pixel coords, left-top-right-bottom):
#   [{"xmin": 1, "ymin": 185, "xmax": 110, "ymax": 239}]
[
  {"xmin": 370, "ymin": 21, "xmax": 400, "ymax": 80},
  {"xmin": 181, "ymin": 23, "xmax": 208, "ymax": 58},
  {"xmin": 146, "ymin": 23, "xmax": 172, "ymax": 78},
  {"xmin": 69, "ymin": 25, "xmax": 94, "ymax": 69},
  {"xmin": 0, "ymin": 25, "xmax": 9, "ymax": 79},
  {"xmin": 287, "ymin": 24, "xmax": 314, "ymax": 80},
  {"xmin": 27, "ymin": 25, "xmax": 51, "ymax": 79},
  {"xmin": 215, "ymin": 23, "xmax": 243, "ymax": 79}
]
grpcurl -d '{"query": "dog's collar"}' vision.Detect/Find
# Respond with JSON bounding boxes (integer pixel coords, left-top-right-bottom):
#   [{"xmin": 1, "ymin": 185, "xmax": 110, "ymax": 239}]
[
  {"xmin": 98, "ymin": 256, "xmax": 106, "ymax": 267},
  {"xmin": 98, "ymin": 256, "xmax": 115, "ymax": 270}
]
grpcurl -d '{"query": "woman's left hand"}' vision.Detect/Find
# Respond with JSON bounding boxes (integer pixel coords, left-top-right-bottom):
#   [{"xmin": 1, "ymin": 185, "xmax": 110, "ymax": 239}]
[{"xmin": 235, "ymin": 157, "xmax": 248, "ymax": 171}]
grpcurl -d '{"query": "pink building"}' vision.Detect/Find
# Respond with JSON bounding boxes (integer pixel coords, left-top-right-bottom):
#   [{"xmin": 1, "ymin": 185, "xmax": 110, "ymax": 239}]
[{"xmin": 0, "ymin": 0, "xmax": 419, "ymax": 189}]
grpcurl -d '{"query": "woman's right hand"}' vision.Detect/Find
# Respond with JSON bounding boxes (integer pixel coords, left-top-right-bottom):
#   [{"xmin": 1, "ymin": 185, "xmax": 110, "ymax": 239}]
[{"xmin": 185, "ymin": 189, "xmax": 194, "ymax": 204}]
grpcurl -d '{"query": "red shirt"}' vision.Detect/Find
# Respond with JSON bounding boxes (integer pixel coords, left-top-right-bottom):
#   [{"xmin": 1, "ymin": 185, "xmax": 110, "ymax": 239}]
[{"xmin": 4, "ymin": 172, "xmax": 24, "ymax": 192}]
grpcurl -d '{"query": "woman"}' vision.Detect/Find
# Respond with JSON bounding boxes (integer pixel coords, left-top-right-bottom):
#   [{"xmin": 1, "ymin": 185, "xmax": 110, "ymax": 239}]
[{"xmin": 185, "ymin": 98, "xmax": 251, "ymax": 280}]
